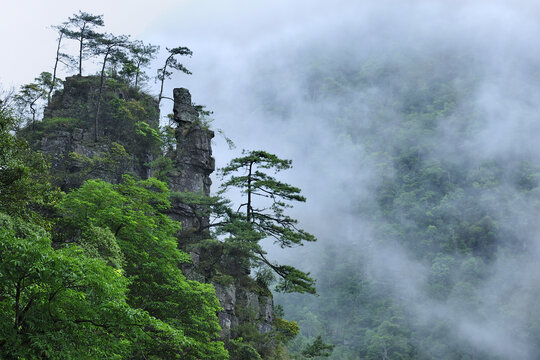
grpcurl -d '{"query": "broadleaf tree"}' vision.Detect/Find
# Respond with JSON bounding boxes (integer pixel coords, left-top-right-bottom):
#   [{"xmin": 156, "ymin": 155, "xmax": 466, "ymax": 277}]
[
  {"xmin": 0, "ymin": 102, "xmax": 56, "ymax": 223},
  {"xmin": 0, "ymin": 107, "xmax": 201, "ymax": 359},
  {"xmin": 57, "ymin": 176, "xmax": 228, "ymax": 359},
  {"xmin": 0, "ymin": 213, "xmax": 186, "ymax": 359}
]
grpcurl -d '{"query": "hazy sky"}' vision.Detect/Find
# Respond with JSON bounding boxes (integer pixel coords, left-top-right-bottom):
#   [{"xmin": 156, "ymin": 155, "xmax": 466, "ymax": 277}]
[
  {"xmin": 4, "ymin": 0, "xmax": 537, "ymax": 87},
  {"xmin": 1, "ymin": 0, "xmax": 347, "ymax": 87}
]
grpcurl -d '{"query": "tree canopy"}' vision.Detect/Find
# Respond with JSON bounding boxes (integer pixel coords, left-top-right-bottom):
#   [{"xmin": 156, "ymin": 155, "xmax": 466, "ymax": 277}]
[
  {"xmin": 157, "ymin": 46, "xmax": 193, "ymax": 106},
  {"xmin": 63, "ymin": 11, "xmax": 105, "ymax": 76},
  {"xmin": 213, "ymin": 150, "xmax": 317, "ymax": 294},
  {"xmin": 57, "ymin": 176, "xmax": 228, "ymax": 359}
]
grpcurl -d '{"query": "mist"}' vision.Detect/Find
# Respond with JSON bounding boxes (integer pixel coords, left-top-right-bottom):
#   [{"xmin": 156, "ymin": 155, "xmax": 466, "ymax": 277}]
[{"xmin": 148, "ymin": 1, "xmax": 540, "ymax": 358}]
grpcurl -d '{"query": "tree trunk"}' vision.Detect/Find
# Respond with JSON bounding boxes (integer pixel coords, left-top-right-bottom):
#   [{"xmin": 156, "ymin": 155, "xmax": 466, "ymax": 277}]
[
  {"xmin": 247, "ymin": 161, "xmax": 253, "ymax": 222},
  {"xmin": 158, "ymin": 55, "xmax": 171, "ymax": 106},
  {"xmin": 135, "ymin": 61, "xmax": 141, "ymax": 88},
  {"xmin": 78, "ymin": 23, "xmax": 86, "ymax": 76},
  {"xmin": 94, "ymin": 50, "xmax": 109, "ymax": 141},
  {"xmin": 49, "ymin": 31, "xmax": 64, "ymax": 105}
]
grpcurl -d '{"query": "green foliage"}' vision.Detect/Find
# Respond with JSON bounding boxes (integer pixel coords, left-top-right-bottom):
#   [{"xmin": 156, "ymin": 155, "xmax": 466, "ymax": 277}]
[
  {"xmin": 148, "ymin": 155, "xmax": 175, "ymax": 182},
  {"xmin": 57, "ymin": 176, "xmax": 228, "ymax": 359},
  {"xmin": 14, "ymin": 72, "xmax": 54, "ymax": 123},
  {"xmin": 107, "ymin": 97, "xmax": 161, "ymax": 155},
  {"xmin": 60, "ymin": 142, "xmax": 132, "ymax": 187},
  {"xmin": 0, "ymin": 212, "xmax": 190, "ymax": 359},
  {"xmin": 121, "ymin": 40, "xmax": 159, "ymax": 87},
  {"xmin": 228, "ymin": 338, "xmax": 263, "ymax": 360},
  {"xmin": 0, "ymin": 110, "xmax": 58, "ymax": 224},
  {"xmin": 217, "ymin": 150, "xmax": 317, "ymax": 294},
  {"xmin": 276, "ymin": 49, "xmax": 540, "ymax": 360},
  {"xmin": 365, "ymin": 320, "xmax": 411, "ymax": 360},
  {"xmin": 302, "ymin": 335, "xmax": 335, "ymax": 358},
  {"xmin": 79, "ymin": 224, "xmax": 125, "ymax": 269},
  {"xmin": 19, "ymin": 116, "xmax": 83, "ymax": 146},
  {"xmin": 2, "ymin": 13, "xmax": 240, "ymax": 360},
  {"xmin": 159, "ymin": 124, "xmax": 177, "ymax": 153},
  {"xmin": 63, "ymin": 11, "xmax": 105, "ymax": 75},
  {"xmin": 274, "ymin": 317, "xmax": 301, "ymax": 344}
]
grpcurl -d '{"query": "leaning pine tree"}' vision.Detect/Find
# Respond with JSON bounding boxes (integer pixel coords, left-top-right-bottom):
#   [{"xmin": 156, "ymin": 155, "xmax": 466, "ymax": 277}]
[{"xmin": 217, "ymin": 150, "xmax": 317, "ymax": 294}]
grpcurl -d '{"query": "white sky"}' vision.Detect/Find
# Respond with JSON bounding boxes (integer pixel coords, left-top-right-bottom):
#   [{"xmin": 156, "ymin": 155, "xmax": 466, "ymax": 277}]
[
  {"xmin": 0, "ymin": 0, "xmax": 321, "ymax": 89},
  {"xmin": 1, "ymin": 1, "xmax": 192, "ymax": 88},
  {"xmin": 3, "ymin": 0, "xmax": 540, "ymax": 91}
]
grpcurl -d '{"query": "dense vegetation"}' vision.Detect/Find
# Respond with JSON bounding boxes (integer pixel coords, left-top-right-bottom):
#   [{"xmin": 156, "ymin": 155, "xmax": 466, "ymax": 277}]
[
  {"xmin": 0, "ymin": 106, "xmax": 228, "ymax": 359},
  {"xmin": 1, "ymin": 10, "xmax": 321, "ymax": 360},
  {"xmin": 7, "ymin": 6, "xmax": 538, "ymax": 360},
  {"xmin": 273, "ymin": 47, "xmax": 540, "ymax": 359}
]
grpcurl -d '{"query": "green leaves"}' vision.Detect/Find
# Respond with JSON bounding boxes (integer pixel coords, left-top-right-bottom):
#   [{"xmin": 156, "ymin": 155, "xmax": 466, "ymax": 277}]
[
  {"xmin": 0, "ymin": 212, "xmax": 176, "ymax": 359},
  {"xmin": 0, "ymin": 111, "xmax": 58, "ymax": 224},
  {"xmin": 219, "ymin": 150, "xmax": 314, "ymax": 247},
  {"xmin": 63, "ymin": 11, "xmax": 105, "ymax": 75},
  {"xmin": 57, "ymin": 176, "xmax": 228, "ymax": 359},
  {"xmin": 216, "ymin": 150, "xmax": 317, "ymax": 294},
  {"xmin": 301, "ymin": 335, "xmax": 335, "ymax": 358}
]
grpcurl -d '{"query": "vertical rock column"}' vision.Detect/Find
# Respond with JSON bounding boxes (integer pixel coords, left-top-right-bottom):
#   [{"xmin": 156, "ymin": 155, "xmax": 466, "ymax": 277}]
[
  {"xmin": 168, "ymin": 88, "xmax": 215, "ymax": 238},
  {"xmin": 168, "ymin": 88, "xmax": 274, "ymax": 340}
]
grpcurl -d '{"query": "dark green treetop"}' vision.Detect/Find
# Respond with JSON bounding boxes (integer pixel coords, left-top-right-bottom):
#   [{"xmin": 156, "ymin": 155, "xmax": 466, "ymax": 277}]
[
  {"xmin": 63, "ymin": 11, "xmax": 105, "ymax": 75},
  {"xmin": 217, "ymin": 150, "xmax": 317, "ymax": 294},
  {"xmin": 301, "ymin": 335, "xmax": 336, "ymax": 358},
  {"xmin": 219, "ymin": 150, "xmax": 316, "ymax": 247},
  {"xmin": 122, "ymin": 40, "xmax": 160, "ymax": 88},
  {"xmin": 157, "ymin": 46, "xmax": 193, "ymax": 106}
]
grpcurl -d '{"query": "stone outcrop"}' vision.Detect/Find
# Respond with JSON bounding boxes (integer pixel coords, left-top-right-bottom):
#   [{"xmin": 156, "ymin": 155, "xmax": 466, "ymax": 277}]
[
  {"xmin": 44, "ymin": 75, "xmax": 159, "ymax": 129},
  {"xmin": 168, "ymin": 88, "xmax": 274, "ymax": 339},
  {"xmin": 30, "ymin": 78, "xmax": 274, "ymax": 343},
  {"xmin": 29, "ymin": 75, "xmax": 159, "ymax": 190},
  {"xmin": 167, "ymin": 88, "xmax": 215, "ymax": 231}
]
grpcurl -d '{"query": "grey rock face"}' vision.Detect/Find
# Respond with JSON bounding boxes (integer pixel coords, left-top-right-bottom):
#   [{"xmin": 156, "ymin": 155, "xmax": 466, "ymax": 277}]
[
  {"xmin": 173, "ymin": 88, "xmax": 199, "ymax": 124},
  {"xmin": 169, "ymin": 88, "xmax": 215, "ymax": 195},
  {"xmin": 35, "ymin": 76, "xmax": 160, "ymax": 191},
  {"xmin": 35, "ymin": 81, "xmax": 275, "ymax": 343},
  {"xmin": 168, "ymin": 88, "xmax": 215, "ymax": 234},
  {"xmin": 212, "ymin": 283, "xmax": 274, "ymax": 339},
  {"xmin": 170, "ymin": 88, "xmax": 274, "ymax": 340},
  {"xmin": 36, "ymin": 126, "xmax": 137, "ymax": 190}
]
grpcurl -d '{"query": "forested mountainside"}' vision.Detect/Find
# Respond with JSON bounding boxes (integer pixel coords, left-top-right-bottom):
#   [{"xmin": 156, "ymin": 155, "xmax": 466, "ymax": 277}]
[
  {"xmin": 268, "ymin": 43, "xmax": 540, "ymax": 360},
  {"xmin": 1, "ymin": 73, "xmax": 320, "ymax": 359}
]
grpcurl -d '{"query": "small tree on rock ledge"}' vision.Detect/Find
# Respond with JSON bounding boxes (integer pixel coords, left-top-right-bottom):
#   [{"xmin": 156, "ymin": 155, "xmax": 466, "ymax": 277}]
[
  {"xmin": 63, "ymin": 11, "xmax": 105, "ymax": 76},
  {"xmin": 157, "ymin": 46, "xmax": 192, "ymax": 107},
  {"xmin": 217, "ymin": 150, "xmax": 317, "ymax": 294}
]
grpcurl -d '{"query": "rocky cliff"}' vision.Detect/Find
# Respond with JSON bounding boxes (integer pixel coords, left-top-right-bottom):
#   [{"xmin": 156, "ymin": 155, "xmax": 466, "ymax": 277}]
[
  {"xmin": 167, "ymin": 88, "xmax": 274, "ymax": 339},
  {"xmin": 22, "ymin": 75, "xmax": 160, "ymax": 190},
  {"xmin": 27, "ymin": 75, "xmax": 273, "ymax": 342}
]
